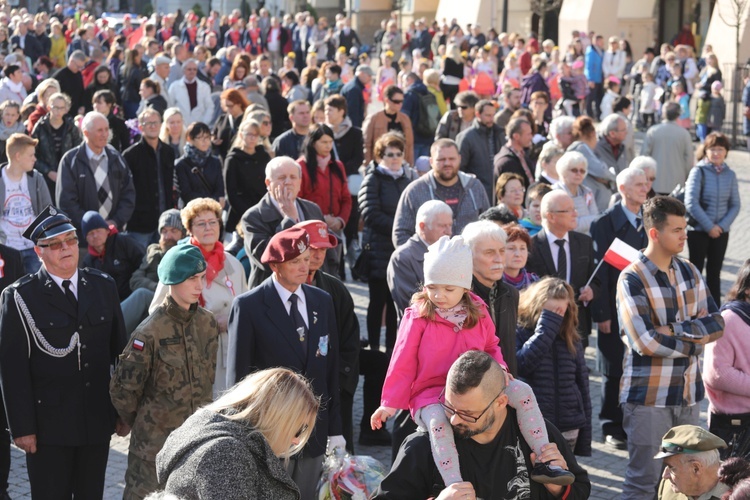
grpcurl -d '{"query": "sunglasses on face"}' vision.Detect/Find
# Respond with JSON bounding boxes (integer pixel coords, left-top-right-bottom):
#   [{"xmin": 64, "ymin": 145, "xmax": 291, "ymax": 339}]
[
  {"xmin": 384, "ymin": 151, "xmax": 403, "ymax": 158},
  {"xmin": 38, "ymin": 234, "xmax": 79, "ymax": 250}
]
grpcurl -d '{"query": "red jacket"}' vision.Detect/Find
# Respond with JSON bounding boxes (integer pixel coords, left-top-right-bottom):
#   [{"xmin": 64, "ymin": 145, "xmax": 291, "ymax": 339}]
[{"xmin": 298, "ymin": 157, "xmax": 352, "ymax": 224}]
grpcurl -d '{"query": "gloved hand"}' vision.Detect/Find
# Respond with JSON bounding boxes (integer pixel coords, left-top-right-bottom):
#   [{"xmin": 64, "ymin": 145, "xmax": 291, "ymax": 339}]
[{"xmin": 327, "ymin": 435, "xmax": 347, "ymax": 454}]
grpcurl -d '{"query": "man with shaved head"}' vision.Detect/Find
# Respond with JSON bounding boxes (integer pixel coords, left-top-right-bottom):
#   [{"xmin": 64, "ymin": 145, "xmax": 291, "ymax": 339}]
[
  {"xmin": 526, "ymin": 191, "xmax": 599, "ymax": 347},
  {"xmin": 374, "ymin": 351, "xmax": 591, "ymax": 499}
]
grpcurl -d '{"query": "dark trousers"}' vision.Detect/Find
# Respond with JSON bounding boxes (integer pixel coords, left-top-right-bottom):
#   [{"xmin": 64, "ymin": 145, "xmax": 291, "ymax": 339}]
[
  {"xmin": 340, "ymin": 390, "xmax": 354, "ymax": 454},
  {"xmin": 359, "ymin": 349, "xmax": 388, "ymax": 433},
  {"xmin": 26, "ymin": 442, "xmax": 110, "ymax": 499},
  {"xmin": 597, "ymin": 322, "xmax": 625, "ymax": 438},
  {"xmin": 366, "ymin": 277, "xmax": 397, "ymax": 350},
  {"xmin": 687, "ymin": 230, "xmax": 730, "ymax": 305},
  {"xmin": 586, "ymin": 82, "xmax": 604, "ymax": 119},
  {"xmin": 0, "ymin": 393, "xmax": 9, "ymax": 492},
  {"xmin": 343, "ymin": 197, "xmax": 359, "ymax": 278}
]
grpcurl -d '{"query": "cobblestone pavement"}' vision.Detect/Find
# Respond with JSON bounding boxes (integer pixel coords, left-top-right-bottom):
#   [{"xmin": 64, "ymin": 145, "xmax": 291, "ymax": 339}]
[{"xmin": 6, "ymin": 147, "xmax": 749, "ymax": 498}]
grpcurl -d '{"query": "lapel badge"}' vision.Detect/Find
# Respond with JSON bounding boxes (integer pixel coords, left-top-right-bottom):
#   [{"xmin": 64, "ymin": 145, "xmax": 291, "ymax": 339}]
[
  {"xmin": 313, "ymin": 311, "xmax": 318, "ymax": 324},
  {"xmin": 316, "ymin": 335, "xmax": 329, "ymax": 357}
]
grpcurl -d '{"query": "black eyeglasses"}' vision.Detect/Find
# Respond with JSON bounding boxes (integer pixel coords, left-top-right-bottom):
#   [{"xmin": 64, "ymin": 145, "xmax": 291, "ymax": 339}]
[
  {"xmin": 438, "ymin": 388, "xmax": 504, "ymax": 423},
  {"xmin": 384, "ymin": 151, "xmax": 403, "ymax": 158},
  {"xmin": 389, "ymin": 98, "xmax": 403, "ymax": 104},
  {"xmin": 456, "ymin": 105, "xmax": 469, "ymax": 110},
  {"xmin": 38, "ymin": 234, "xmax": 79, "ymax": 251}
]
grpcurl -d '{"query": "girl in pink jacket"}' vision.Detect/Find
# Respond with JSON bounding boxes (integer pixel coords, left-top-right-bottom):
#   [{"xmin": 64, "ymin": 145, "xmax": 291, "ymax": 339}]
[{"xmin": 370, "ymin": 236, "xmax": 574, "ymax": 487}]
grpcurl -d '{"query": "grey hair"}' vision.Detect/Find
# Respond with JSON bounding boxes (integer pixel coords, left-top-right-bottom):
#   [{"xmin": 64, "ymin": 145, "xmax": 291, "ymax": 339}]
[
  {"xmin": 69, "ymin": 50, "xmax": 86, "ymax": 62},
  {"xmin": 81, "ymin": 111, "xmax": 108, "ymax": 133},
  {"xmin": 549, "ymin": 116, "xmax": 574, "ymax": 142},
  {"xmin": 600, "ymin": 113, "xmax": 624, "ymax": 135},
  {"xmin": 555, "ymin": 151, "xmax": 588, "ymax": 178},
  {"xmin": 629, "ymin": 155, "xmax": 658, "ymax": 174},
  {"xmin": 616, "ymin": 166, "xmax": 647, "ymax": 189},
  {"xmin": 538, "ymin": 141, "xmax": 564, "ymax": 165},
  {"xmin": 416, "ymin": 200, "xmax": 453, "ymax": 232},
  {"xmin": 461, "ymin": 220, "xmax": 507, "ymax": 253},
  {"xmin": 679, "ymin": 449, "xmax": 721, "ymax": 468},
  {"xmin": 265, "ymin": 155, "xmax": 302, "ymax": 181}
]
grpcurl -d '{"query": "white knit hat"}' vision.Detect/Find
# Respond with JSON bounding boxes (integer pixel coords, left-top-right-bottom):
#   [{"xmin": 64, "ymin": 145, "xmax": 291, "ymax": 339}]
[{"xmin": 423, "ymin": 235, "xmax": 473, "ymax": 289}]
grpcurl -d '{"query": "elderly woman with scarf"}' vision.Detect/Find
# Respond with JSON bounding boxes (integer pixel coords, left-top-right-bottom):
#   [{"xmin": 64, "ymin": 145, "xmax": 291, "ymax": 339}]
[{"xmin": 150, "ymin": 197, "xmax": 248, "ymax": 398}]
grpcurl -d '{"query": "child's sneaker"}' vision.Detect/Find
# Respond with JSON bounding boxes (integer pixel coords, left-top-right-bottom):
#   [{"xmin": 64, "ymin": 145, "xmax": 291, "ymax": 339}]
[{"xmin": 530, "ymin": 462, "xmax": 575, "ymax": 486}]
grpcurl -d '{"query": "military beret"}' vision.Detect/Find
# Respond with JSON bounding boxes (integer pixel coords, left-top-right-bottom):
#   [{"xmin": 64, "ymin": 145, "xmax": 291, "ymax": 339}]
[
  {"xmin": 293, "ymin": 220, "xmax": 337, "ymax": 249},
  {"xmin": 23, "ymin": 205, "xmax": 76, "ymax": 245},
  {"xmin": 261, "ymin": 227, "xmax": 310, "ymax": 264},
  {"xmin": 158, "ymin": 245, "xmax": 206, "ymax": 285},
  {"xmin": 653, "ymin": 425, "xmax": 727, "ymax": 459}
]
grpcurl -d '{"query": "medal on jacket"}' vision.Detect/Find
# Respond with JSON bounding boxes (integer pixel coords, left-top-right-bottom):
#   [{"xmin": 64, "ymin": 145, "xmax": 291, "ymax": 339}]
[
  {"xmin": 225, "ymin": 277, "xmax": 235, "ymax": 296},
  {"xmin": 0, "ymin": 257, "xmax": 4, "ymax": 278},
  {"xmin": 297, "ymin": 327, "xmax": 306, "ymax": 342},
  {"xmin": 316, "ymin": 335, "xmax": 329, "ymax": 357}
]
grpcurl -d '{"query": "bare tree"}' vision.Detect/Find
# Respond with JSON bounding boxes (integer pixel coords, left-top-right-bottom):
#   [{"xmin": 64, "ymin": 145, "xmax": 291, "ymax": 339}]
[
  {"xmin": 715, "ymin": 0, "xmax": 750, "ymax": 144},
  {"xmin": 529, "ymin": 0, "xmax": 563, "ymax": 39}
]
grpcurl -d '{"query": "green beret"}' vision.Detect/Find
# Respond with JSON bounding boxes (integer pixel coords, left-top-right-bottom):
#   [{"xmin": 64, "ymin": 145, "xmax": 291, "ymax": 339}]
[
  {"xmin": 653, "ymin": 425, "xmax": 727, "ymax": 459},
  {"xmin": 158, "ymin": 245, "xmax": 206, "ymax": 285}
]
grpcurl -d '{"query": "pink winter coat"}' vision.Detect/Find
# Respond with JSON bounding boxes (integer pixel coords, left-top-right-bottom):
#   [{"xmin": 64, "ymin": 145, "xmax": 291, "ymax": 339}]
[{"xmin": 380, "ymin": 293, "xmax": 507, "ymax": 415}]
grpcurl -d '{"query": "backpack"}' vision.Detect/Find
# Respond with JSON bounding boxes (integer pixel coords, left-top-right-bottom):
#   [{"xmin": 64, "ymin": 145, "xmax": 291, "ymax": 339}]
[{"xmin": 415, "ymin": 91, "xmax": 441, "ymax": 138}]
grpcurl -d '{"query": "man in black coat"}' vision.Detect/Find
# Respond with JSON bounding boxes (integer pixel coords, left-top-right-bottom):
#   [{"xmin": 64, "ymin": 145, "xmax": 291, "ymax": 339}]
[
  {"xmin": 271, "ymin": 100, "xmax": 311, "ymax": 159},
  {"xmin": 493, "ymin": 117, "xmax": 535, "ymax": 188},
  {"xmin": 341, "ymin": 65, "xmax": 373, "ymax": 129},
  {"xmin": 0, "ymin": 244, "xmax": 24, "ymax": 500},
  {"xmin": 52, "ymin": 51, "xmax": 87, "ymax": 117},
  {"xmin": 122, "ymin": 108, "xmax": 175, "ymax": 248},
  {"xmin": 241, "ymin": 157, "xmax": 325, "ymax": 289},
  {"xmin": 227, "ymin": 227, "xmax": 343, "ymax": 500},
  {"xmin": 526, "ymin": 191, "xmax": 599, "ymax": 347},
  {"xmin": 10, "ymin": 20, "xmax": 44, "ymax": 62},
  {"xmin": 296, "ymin": 221, "xmax": 360, "ymax": 454},
  {"xmin": 0, "ymin": 206, "xmax": 128, "ymax": 499},
  {"xmin": 590, "ymin": 168, "xmax": 649, "ymax": 450}
]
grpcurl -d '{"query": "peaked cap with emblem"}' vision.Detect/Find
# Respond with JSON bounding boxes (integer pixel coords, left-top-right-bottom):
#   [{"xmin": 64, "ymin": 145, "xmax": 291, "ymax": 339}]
[
  {"xmin": 23, "ymin": 205, "xmax": 76, "ymax": 244},
  {"xmin": 653, "ymin": 425, "xmax": 727, "ymax": 459},
  {"xmin": 158, "ymin": 245, "xmax": 207, "ymax": 285},
  {"xmin": 261, "ymin": 227, "xmax": 310, "ymax": 264}
]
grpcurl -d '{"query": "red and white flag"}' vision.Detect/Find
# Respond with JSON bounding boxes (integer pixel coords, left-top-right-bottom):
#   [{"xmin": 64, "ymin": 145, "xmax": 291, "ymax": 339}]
[{"xmin": 603, "ymin": 238, "xmax": 641, "ymax": 271}]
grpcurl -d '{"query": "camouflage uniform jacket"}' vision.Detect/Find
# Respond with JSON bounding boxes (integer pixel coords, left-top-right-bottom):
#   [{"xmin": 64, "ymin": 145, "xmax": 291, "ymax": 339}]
[{"xmin": 110, "ymin": 294, "xmax": 219, "ymax": 461}]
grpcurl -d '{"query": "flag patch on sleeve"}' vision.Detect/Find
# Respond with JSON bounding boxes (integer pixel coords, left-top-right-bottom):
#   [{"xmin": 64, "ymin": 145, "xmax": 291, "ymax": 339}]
[{"xmin": 133, "ymin": 339, "xmax": 145, "ymax": 351}]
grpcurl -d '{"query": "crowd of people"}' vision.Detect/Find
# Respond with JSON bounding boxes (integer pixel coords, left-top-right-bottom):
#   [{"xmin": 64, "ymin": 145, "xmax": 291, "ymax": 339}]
[{"xmin": 0, "ymin": 3, "xmax": 748, "ymax": 500}]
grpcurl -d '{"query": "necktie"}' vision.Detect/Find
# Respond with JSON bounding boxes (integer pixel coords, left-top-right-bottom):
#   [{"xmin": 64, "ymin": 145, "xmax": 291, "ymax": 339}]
[
  {"xmin": 288, "ymin": 294, "xmax": 308, "ymax": 351},
  {"xmin": 555, "ymin": 239, "xmax": 567, "ymax": 281},
  {"xmin": 91, "ymin": 155, "xmax": 112, "ymax": 219},
  {"xmin": 62, "ymin": 279, "xmax": 78, "ymax": 310},
  {"xmin": 635, "ymin": 215, "xmax": 643, "ymax": 232}
]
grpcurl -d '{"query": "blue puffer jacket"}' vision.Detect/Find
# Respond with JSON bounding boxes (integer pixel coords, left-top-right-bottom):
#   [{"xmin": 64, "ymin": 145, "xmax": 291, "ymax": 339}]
[
  {"xmin": 516, "ymin": 310, "xmax": 592, "ymax": 456},
  {"xmin": 685, "ymin": 161, "xmax": 741, "ymax": 233}
]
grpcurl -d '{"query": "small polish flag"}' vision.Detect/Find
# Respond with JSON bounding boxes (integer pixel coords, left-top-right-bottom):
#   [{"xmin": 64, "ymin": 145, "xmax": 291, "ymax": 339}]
[
  {"xmin": 603, "ymin": 238, "xmax": 641, "ymax": 271},
  {"xmin": 133, "ymin": 339, "xmax": 145, "ymax": 351}
]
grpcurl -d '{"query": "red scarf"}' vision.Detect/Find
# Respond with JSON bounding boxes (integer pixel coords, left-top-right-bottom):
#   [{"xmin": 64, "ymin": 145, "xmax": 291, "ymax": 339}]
[
  {"xmin": 190, "ymin": 237, "xmax": 225, "ymax": 287},
  {"xmin": 87, "ymin": 226, "xmax": 118, "ymax": 261}
]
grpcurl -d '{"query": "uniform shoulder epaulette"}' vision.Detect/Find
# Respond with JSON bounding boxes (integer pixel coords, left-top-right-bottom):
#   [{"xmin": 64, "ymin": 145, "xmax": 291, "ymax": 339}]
[
  {"xmin": 82, "ymin": 267, "xmax": 115, "ymax": 282},
  {"xmin": 10, "ymin": 273, "xmax": 37, "ymax": 289}
]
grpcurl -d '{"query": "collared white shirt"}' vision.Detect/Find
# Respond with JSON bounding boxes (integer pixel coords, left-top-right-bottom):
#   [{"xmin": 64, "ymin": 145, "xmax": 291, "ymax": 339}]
[
  {"xmin": 545, "ymin": 231, "xmax": 571, "ymax": 283},
  {"xmin": 620, "ymin": 201, "xmax": 641, "ymax": 230},
  {"xmin": 85, "ymin": 143, "xmax": 107, "ymax": 165},
  {"xmin": 272, "ymin": 275, "xmax": 309, "ymax": 328},
  {"xmin": 48, "ymin": 269, "xmax": 80, "ymax": 299}
]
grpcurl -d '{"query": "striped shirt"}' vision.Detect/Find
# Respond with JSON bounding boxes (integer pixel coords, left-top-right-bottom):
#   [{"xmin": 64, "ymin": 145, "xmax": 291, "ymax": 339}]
[{"xmin": 616, "ymin": 252, "xmax": 724, "ymax": 407}]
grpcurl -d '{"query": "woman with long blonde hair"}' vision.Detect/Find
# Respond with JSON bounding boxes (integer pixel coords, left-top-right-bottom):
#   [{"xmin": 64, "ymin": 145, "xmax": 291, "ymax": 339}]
[
  {"xmin": 157, "ymin": 368, "xmax": 319, "ymax": 499},
  {"xmin": 516, "ymin": 277, "xmax": 591, "ymax": 456},
  {"xmin": 160, "ymin": 107, "xmax": 187, "ymax": 158}
]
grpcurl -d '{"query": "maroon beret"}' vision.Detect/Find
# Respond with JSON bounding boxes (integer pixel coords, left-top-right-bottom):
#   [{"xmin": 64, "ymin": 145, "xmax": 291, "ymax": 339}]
[
  {"xmin": 293, "ymin": 220, "xmax": 338, "ymax": 249},
  {"xmin": 261, "ymin": 227, "xmax": 311, "ymax": 264}
]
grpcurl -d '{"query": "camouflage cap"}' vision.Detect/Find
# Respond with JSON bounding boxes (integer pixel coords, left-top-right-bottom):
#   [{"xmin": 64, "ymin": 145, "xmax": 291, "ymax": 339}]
[
  {"xmin": 653, "ymin": 425, "xmax": 727, "ymax": 459},
  {"xmin": 158, "ymin": 244, "xmax": 206, "ymax": 285}
]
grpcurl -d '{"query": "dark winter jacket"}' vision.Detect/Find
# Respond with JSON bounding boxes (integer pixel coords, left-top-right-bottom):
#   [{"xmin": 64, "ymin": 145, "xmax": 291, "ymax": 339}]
[
  {"xmin": 84, "ymin": 80, "xmax": 119, "ymax": 113},
  {"xmin": 265, "ymin": 90, "xmax": 291, "ymax": 141},
  {"xmin": 516, "ymin": 310, "xmax": 592, "ymax": 456},
  {"xmin": 31, "ymin": 114, "xmax": 83, "ymax": 178},
  {"xmin": 456, "ymin": 119, "xmax": 505, "ymax": 203},
  {"xmin": 472, "ymin": 277, "xmax": 519, "ymax": 377},
  {"xmin": 341, "ymin": 76, "xmax": 367, "ymax": 129},
  {"xmin": 332, "ymin": 118, "xmax": 365, "ymax": 177},
  {"xmin": 107, "ymin": 112, "xmax": 131, "ymax": 152},
  {"xmin": 402, "ymin": 80, "xmax": 432, "ymax": 141},
  {"xmin": 358, "ymin": 162, "xmax": 417, "ymax": 279},
  {"xmin": 175, "ymin": 154, "xmax": 225, "ymax": 206},
  {"xmin": 224, "ymin": 146, "xmax": 271, "ymax": 230},
  {"xmin": 122, "ymin": 138, "xmax": 176, "ymax": 233},
  {"xmin": 157, "ymin": 408, "xmax": 300, "ymax": 500},
  {"xmin": 520, "ymin": 71, "xmax": 550, "ymax": 106},
  {"xmin": 82, "ymin": 232, "xmax": 146, "ymax": 300}
]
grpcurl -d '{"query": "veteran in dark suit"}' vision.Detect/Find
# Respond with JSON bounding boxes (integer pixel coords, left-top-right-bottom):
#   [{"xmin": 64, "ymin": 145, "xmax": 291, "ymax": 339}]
[
  {"xmin": 227, "ymin": 227, "xmax": 344, "ymax": 500},
  {"xmin": 526, "ymin": 191, "xmax": 600, "ymax": 347},
  {"xmin": 590, "ymin": 168, "xmax": 649, "ymax": 450},
  {"xmin": 0, "ymin": 206, "xmax": 128, "ymax": 499},
  {"xmin": 241, "ymin": 156, "xmax": 325, "ymax": 289}
]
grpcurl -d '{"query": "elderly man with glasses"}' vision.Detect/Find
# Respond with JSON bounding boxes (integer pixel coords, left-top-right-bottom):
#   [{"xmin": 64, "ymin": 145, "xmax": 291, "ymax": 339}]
[
  {"xmin": 0, "ymin": 205, "xmax": 128, "ymax": 499},
  {"xmin": 374, "ymin": 351, "xmax": 591, "ymax": 500}
]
